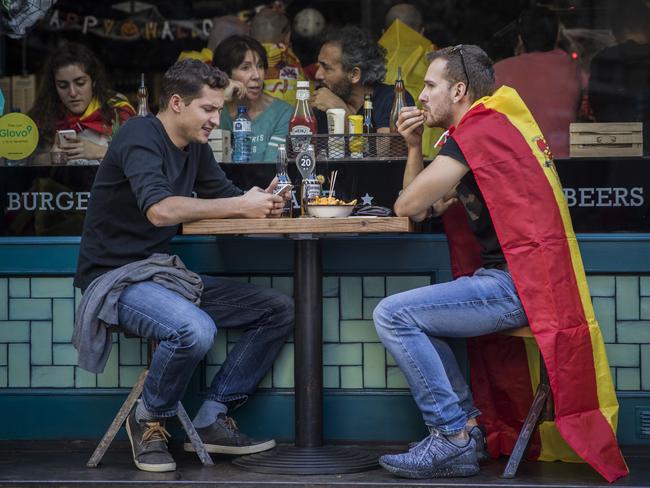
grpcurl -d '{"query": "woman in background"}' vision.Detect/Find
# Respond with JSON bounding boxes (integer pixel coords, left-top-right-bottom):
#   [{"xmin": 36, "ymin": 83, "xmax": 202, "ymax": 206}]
[
  {"xmin": 29, "ymin": 42, "xmax": 135, "ymax": 162},
  {"xmin": 213, "ymin": 35, "xmax": 292, "ymax": 162}
]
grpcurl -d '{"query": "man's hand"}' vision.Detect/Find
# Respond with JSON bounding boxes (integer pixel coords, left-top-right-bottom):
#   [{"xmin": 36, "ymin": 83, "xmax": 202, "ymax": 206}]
[
  {"xmin": 239, "ymin": 186, "xmax": 285, "ymax": 218},
  {"xmin": 60, "ymin": 138, "xmax": 106, "ymax": 160},
  {"xmin": 225, "ymin": 79, "xmax": 247, "ymax": 101},
  {"xmin": 396, "ymin": 106, "xmax": 425, "ymax": 149},
  {"xmin": 432, "ymin": 188, "xmax": 459, "ymax": 216},
  {"xmin": 311, "ymin": 87, "xmax": 348, "ymax": 113},
  {"xmin": 264, "ymin": 177, "xmax": 292, "ymax": 218}
]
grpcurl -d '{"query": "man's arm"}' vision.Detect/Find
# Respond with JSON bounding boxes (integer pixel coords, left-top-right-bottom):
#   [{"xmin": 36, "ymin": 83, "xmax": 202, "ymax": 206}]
[{"xmin": 146, "ymin": 187, "xmax": 283, "ymax": 227}]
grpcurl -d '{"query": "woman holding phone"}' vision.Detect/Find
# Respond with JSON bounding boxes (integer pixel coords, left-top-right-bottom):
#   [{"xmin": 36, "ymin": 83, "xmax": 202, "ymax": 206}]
[{"xmin": 29, "ymin": 42, "xmax": 135, "ymax": 162}]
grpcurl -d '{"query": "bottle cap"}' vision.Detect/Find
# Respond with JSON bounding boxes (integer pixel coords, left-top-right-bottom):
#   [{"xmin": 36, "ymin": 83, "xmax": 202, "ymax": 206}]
[
  {"xmin": 297, "ymin": 80, "xmax": 310, "ymax": 89},
  {"xmin": 238, "ymin": 105, "xmax": 247, "ymax": 113}
]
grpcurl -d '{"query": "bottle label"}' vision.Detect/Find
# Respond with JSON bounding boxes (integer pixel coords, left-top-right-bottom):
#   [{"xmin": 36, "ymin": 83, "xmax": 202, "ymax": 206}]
[
  {"xmin": 234, "ymin": 120, "xmax": 251, "ymax": 132},
  {"xmin": 290, "ymin": 125, "xmax": 312, "ymax": 152},
  {"xmin": 296, "ymin": 89, "xmax": 310, "ymax": 101}
]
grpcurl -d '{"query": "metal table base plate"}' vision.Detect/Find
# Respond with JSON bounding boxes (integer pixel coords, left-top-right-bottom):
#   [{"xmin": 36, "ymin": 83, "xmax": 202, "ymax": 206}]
[{"xmin": 231, "ymin": 445, "xmax": 379, "ymax": 475}]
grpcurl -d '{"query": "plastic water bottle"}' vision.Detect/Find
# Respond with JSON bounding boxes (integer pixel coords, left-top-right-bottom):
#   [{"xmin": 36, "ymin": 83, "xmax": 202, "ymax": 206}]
[{"xmin": 232, "ymin": 105, "xmax": 252, "ymax": 163}]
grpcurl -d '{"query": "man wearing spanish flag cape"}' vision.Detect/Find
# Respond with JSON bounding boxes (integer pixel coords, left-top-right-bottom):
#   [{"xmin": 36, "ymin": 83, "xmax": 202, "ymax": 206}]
[{"xmin": 372, "ymin": 44, "xmax": 628, "ymax": 481}]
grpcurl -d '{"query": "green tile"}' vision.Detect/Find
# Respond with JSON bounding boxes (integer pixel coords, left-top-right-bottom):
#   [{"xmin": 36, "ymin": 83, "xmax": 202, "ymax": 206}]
[
  {"xmin": 257, "ymin": 370, "xmax": 272, "ymax": 389},
  {"xmin": 10, "ymin": 298, "xmax": 52, "ymax": 320},
  {"xmin": 363, "ymin": 277, "xmax": 385, "ymax": 297},
  {"xmin": 119, "ymin": 366, "xmax": 143, "ymax": 387},
  {"xmin": 610, "ymin": 367, "xmax": 616, "ymax": 389},
  {"xmin": 0, "ymin": 279, "xmax": 7, "ymax": 320},
  {"xmin": 363, "ymin": 343, "xmax": 386, "ymax": 388},
  {"xmin": 386, "ymin": 276, "xmax": 431, "ymax": 296},
  {"xmin": 323, "ymin": 298, "xmax": 339, "ymax": 343},
  {"xmin": 616, "ymin": 276, "xmax": 639, "ymax": 320},
  {"xmin": 0, "ymin": 321, "xmax": 29, "ymax": 342},
  {"xmin": 340, "ymin": 320, "xmax": 378, "ymax": 342},
  {"xmin": 324, "ymin": 366, "xmax": 339, "ymax": 388},
  {"xmin": 0, "ymin": 367, "xmax": 7, "ymax": 387},
  {"xmin": 97, "ymin": 347, "xmax": 119, "ymax": 387},
  {"xmin": 593, "ymin": 297, "xmax": 615, "ymax": 343},
  {"xmin": 0, "ymin": 344, "xmax": 6, "ymax": 365},
  {"xmin": 119, "ymin": 335, "xmax": 142, "ymax": 365},
  {"xmin": 641, "ymin": 298, "xmax": 650, "ymax": 320},
  {"xmin": 32, "ymin": 366, "xmax": 74, "ymax": 387},
  {"xmin": 437, "ymin": 270, "xmax": 453, "ymax": 283},
  {"xmin": 617, "ymin": 368, "xmax": 640, "ymax": 391},
  {"xmin": 386, "ymin": 351, "xmax": 397, "ymax": 366},
  {"xmin": 641, "ymin": 345, "xmax": 650, "ymax": 390},
  {"xmin": 75, "ymin": 287, "xmax": 82, "ymax": 309},
  {"xmin": 31, "ymin": 321, "xmax": 52, "ymax": 365},
  {"xmin": 617, "ymin": 322, "xmax": 650, "ymax": 343},
  {"xmin": 605, "ymin": 344, "xmax": 639, "ymax": 367},
  {"xmin": 250, "ymin": 276, "xmax": 271, "ymax": 288},
  {"xmin": 271, "ymin": 276, "xmax": 293, "ymax": 297},
  {"xmin": 641, "ymin": 277, "xmax": 650, "ymax": 297},
  {"xmin": 75, "ymin": 367, "xmax": 97, "ymax": 388},
  {"xmin": 340, "ymin": 277, "xmax": 362, "ymax": 319},
  {"xmin": 387, "ymin": 366, "xmax": 409, "ymax": 388},
  {"xmin": 323, "ymin": 277, "xmax": 338, "ymax": 297},
  {"xmin": 323, "ymin": 344, "xmax": 362, "ymax": 366},
  {"xmin": 205, "ymin": 366, "xmax": 220, "ymax": 388},
  {"xmin": 363, "ymin": 297, "xmax": 382, "ymax": 320},
  {"xmin": 272, "ymin": 343, "xmax": 294, "ymax": 388},
  {"xmin": 9, "ymin": 278, "xmax": 29, "ymax": 298},
  {"xmin": 52, "ymin": 299, "xmax": 75, "ymax": 342},
  {"xmin": 8, "ymin": 343, "xmax": 29, "ymax": 387},
  {"xmin": 207, "ymin": 335, "xmax": 228, "ymax": 365},
  {"xmin": 53, "ymin": 344, "xmax": 78, "ymax": 365},
  {"xmin": 31, "ymin": 278, "xmax": 74, "ymax": 298},
  {"xmin": 340, "ymin": 366, "xmax": 363, "ymax": 388},
  {"xmin": 587, "ymin": 276, "xmax": 615, "ymax": 297}
]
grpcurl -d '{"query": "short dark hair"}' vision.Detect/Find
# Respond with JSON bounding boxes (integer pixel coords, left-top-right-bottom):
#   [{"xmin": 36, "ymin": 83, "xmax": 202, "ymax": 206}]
[
  {"xmin": 322, "ymin": 25, "xmax": 387, "ymax": 85},
  {"xmin": 159, "ymin": 59, "xmax": 229, "ymax": 110},
  {"xmin": 518, "ymin": 6, "xmax": 558, "ymax": 52},
  {"xmin": 212, "ymin": 35, "xmax": 269, "ymax": 76},
  {"xmin": 428, "ymin": 45, "xmax": 495, "ymax": 102}
]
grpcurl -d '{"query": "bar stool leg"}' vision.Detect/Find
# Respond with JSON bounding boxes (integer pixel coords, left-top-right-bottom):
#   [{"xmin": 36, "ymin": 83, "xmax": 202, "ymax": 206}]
[
  {"xmin": 86, "ymin": 369, "xmax": 148, "ymax": 468},
  {"xmin": 176, "ymin": 403, "xmax": 213, "ymax": 466},
  {"xmin": 501, "ymin": 381, "xmax": 551, "ymax": 478}
]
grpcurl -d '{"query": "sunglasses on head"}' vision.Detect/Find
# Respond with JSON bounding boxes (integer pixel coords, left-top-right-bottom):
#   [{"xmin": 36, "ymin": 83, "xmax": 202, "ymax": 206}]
[{"xmin": 451, "ymin": 44, "xmax": 470, "ymax": 95}]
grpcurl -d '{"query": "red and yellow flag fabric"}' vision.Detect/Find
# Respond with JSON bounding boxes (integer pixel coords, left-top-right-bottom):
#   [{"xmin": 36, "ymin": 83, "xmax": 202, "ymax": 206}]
[
  {"xmin": 55, "ymin": 96, "xmax": 135, "ymax": 136},
  {"xmin": 443, "ymin": 85, "xmax": 628, "ymax": 482}
]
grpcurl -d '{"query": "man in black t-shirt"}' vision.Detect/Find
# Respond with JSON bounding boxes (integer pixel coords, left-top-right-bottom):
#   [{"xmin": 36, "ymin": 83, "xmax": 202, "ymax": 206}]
[
  {"xmin": 73, "ymin": 60, "xmax": 292, "ymax": 473},
  {"xmin": 372, "ymin": 46, "xmax": 529, "ymax": 479},
  {"xmin": 311, "ymin": 25, "xmax": 414, "ymax": 133}
]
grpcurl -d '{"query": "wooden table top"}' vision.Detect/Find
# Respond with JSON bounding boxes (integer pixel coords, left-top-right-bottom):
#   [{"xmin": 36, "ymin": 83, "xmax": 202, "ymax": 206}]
[{"xmin": 182, "ymin": 216, "xmax": 413, "ymax": 235}]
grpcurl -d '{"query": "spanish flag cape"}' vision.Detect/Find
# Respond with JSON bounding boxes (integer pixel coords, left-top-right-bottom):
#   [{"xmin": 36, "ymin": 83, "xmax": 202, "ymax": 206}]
[
  {"xmin": 442, "ymin": 86, "xmax": 628, "ymax": 482},
  {"xmin": 262, "ymin": 42, "xmax": 306, "ymax": 106},
  {"xmin": 55, "ymin": 96, "xmax": 135, "ymax": 136}
]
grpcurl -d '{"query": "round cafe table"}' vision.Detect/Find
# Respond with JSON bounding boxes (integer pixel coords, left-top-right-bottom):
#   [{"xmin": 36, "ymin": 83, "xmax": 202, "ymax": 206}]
[{"xmin": 183, "ymin": 216, "xmax": 412, "ymax": 474}]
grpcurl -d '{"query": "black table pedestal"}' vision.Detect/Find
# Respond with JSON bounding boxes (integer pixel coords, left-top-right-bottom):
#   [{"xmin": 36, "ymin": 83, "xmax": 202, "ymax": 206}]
[{"xmin": 232, "ymin": 239, "xmax": 378, "ymax": 474}]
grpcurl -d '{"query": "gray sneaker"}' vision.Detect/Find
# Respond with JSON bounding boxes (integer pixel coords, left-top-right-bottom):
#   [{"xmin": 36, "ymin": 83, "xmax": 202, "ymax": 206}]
[
  {"xmin": 408, "ymin": 425, "xmax": 489, "ymax": 463},
  {"xmin": 125, "ymin": 412, "xmax": 176, "ymax": 472},
  {"xmin": 184, "ymin": 414, "xmax": 276, "ymax": 455},
  {"xmin": 380, "ymin": 428, "xmax": 479, "ymax": 479}
]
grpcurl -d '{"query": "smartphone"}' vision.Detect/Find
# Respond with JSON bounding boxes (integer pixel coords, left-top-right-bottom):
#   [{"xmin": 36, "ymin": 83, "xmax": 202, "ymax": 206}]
[
  {"xmin": 274, "ymin": 183, "xmax": 293, "ymax": 196},
  {"xmin": 57, "ymin": 129, "xmax": 78, "ymax": 146}
]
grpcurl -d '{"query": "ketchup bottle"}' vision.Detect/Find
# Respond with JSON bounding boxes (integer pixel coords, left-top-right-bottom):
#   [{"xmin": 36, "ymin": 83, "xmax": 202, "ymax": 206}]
[{"xmin": 289, "ymin": 80, "xmax": 317, "ymax": 153}]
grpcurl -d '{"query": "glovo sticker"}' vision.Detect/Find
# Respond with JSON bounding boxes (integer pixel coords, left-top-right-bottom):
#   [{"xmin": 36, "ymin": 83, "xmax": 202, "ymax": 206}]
[{"xmin": 0, "ymin": 113, "xmax": 39, "ymax": 159}]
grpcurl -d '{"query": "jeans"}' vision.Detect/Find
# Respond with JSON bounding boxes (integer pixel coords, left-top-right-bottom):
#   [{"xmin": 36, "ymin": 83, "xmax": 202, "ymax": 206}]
[
  {"xmin": 373, "ymin": 268, "xmax": 528, "ymax": 435},
  {"xmin": 117, "ymin": 274, "xmax": 294, "ymax": 418}
]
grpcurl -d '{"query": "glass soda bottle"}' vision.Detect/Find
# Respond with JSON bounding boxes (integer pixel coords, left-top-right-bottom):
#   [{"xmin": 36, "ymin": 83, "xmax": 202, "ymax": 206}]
[
  {"xmin": 300, "ymin": 144, "xmax": 321, "ymax": 216},
  {"xmin": 137, "ymin": 73, "xmax": 149, "ymax": 116},
  {"xmin": 289, "ymin": 80, "xmax": 317, "ymax": 153},
  {"xmin": 274, "ymin": 144, "xmax": 293, "ymax": 218},
  {"xmin": 363, "ymin": 93, "xmax": 375, "ymax": 156},
  {"xmin": 232, "ymin": 105, "xmax": 252, "ymax": 163},
  {"xmin": 389, "ymin": 67, "xmax": 406, "ymax": 133}
]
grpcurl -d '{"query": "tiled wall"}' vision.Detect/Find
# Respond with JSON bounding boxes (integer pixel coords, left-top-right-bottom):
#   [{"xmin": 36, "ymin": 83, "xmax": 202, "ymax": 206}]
[{"xmin": 1, "ymin": 275, "xmax": 649, "ymax": 391}]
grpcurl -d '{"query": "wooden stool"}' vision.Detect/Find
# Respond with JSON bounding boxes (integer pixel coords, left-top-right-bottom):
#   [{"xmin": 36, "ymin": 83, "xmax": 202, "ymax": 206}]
[
  {"xmin": 86, "ymin": 329, "xmax": 213, "ymax": 468},
  {"xmin": 500, "ymin": 326, "xmax": 554, "ymax": 478}
]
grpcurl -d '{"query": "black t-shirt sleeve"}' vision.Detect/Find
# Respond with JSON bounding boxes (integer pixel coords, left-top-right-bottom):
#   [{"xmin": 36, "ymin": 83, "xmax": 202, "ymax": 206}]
[
  {"xmin": 120, "ymin": 136, "xmax": 174, "ymax": 215},
  {"xmin": 194, "ymin": 145, "xmax": 244, "ymax": 198},
  {"xmin": 438, "ymin": 136, "xmax": 468, "ymax": 166}
]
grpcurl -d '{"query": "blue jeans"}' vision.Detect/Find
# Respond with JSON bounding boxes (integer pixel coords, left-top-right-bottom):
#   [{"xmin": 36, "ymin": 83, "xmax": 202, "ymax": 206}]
[
  {"xmin": 373, "ymin": 268, "xmax": 528, "ymax": 435},
  {"xmin": 117, "ymin": 275, "xmax": 294, "ymax": 418}
]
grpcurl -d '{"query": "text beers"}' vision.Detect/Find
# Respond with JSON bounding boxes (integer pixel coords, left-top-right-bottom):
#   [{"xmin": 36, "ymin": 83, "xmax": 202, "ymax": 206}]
[{"xmin": 348, "ymin": 115, "xmax": 363, "ymax": 158}]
